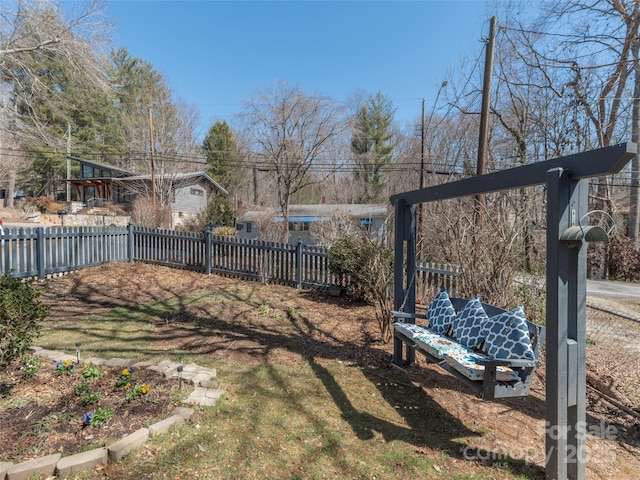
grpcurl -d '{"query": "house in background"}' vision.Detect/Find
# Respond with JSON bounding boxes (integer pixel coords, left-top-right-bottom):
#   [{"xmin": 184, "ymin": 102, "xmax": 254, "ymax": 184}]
[
  {"xmin": 236, "ymin": 203, "xmax": 389, "ymax": 245},
  {"xmin": 65, "ymin": 156, "xmax": 228, "ymax": 227}
]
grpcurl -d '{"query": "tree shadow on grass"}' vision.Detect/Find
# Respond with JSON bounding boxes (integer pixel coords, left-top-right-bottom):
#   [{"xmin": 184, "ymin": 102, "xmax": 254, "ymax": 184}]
[{"xmin": 38, "ymin": 274, "xmax": 551, "ymax": 478}]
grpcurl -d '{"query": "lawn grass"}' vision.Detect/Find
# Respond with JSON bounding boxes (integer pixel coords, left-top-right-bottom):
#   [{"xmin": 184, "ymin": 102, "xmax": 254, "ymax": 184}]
[{"xmin": 39, "ymin": 289, "xmax": 539, "ymax": 480}]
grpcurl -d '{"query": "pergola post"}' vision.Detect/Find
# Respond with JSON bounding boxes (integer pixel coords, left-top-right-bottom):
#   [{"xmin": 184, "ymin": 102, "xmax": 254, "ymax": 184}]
[
  {"xmin": 393, "ymin": 199, "xmax": 417, "ymax": 366},
  {"xmin": 546, "ymin": 169, "xmax": 587, "ymax": 480}
]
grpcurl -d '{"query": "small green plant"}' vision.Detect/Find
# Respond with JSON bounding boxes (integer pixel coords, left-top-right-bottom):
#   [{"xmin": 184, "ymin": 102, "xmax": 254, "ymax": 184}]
[
  {"xmin": 20, "ymin": 354, "xmax": 41, "ymax": 378},
  {"xmin": 257, "ymin": 304, "xmax": 270, "ymax": 316},
  {"xmin": 55, "ymin": 359, "xmax": 75, "ymax": 376},
  {"xmin": 123, "ymin": 383, "xmax": 150, "ymax": 403},
  {"xmin": 82, "ymin": 407, "xmax": 114, "ymax": 427},
  {"xmin": 116, "ymin": 367, "xmax": 135, "ymax": 389},
  {"xmin": 81, "ymin": 363, "xmax": 103, "ymax": 380},
  {"xmin": 81, "ymin": 391, "xmax": 102, "ymax": 406},
  {"xmin": 0, "ymin": 273, "xmax": 50, "ymax": 372},
  {"xmin": 73, "ymin": 381, "xmax": 92, "ymax": 396}
]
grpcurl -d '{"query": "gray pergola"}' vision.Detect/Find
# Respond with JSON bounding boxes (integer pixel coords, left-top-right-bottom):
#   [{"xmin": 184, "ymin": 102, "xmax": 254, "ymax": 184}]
[{"xmin": 389, "ymin": 142, "xmax": 636, "ymax": 480}]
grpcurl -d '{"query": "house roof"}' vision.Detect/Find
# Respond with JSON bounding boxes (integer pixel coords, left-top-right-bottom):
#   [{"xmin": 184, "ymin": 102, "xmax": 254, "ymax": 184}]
[
  {"xmin": 67, "ymin": 156, "xmax": 132, "ymax": 176},
  {"xmin": 113, "ymin": 171, "xmax": 229, "ymax": 195},
  {"xmin": 239, "ymin": 203, "xmax": 389, "ymax": 222},
  {"xmin": 66, "ymin": 156, "xmax": 228, "ymax": 195}
]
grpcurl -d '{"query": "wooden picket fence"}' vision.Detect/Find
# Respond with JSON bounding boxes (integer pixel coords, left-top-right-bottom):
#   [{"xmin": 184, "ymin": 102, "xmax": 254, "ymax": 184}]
[{"xmin": 0, "ymin": 224, "xmax": 458, "ymax": 292}]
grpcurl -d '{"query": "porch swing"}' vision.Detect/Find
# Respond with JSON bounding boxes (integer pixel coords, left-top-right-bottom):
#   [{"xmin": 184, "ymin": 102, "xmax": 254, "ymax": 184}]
[
  {"xmin": 391, "ymin": 273, "xmax": 547, "ymax": 400},
  {"xmin": 389, "ymin": 142, "xmax": 636, "ymax": 480}
]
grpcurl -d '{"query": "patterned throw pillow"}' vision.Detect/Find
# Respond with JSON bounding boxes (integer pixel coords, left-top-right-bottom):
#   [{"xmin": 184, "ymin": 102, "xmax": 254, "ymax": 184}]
[
  {"xmin": 482, "ymin": 306, "xmax": 535, "ymax": 360},
  {"xmin": 426, "ymin": 287, "xmax": 456, "ymax": 334},
  {"xmin": 452, "ymin": 296, "xmax": 489, "ymax": 349}
]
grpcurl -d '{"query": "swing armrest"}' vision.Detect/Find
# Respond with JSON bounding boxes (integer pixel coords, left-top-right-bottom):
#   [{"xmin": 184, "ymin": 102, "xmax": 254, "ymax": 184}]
[{"xmin": 391, "ymin": 311, "xmax": 427, "ymax": 321}]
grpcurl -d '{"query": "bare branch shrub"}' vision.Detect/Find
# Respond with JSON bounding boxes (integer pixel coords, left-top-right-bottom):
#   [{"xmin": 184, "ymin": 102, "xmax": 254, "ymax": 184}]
[
  {"xmin": 308, "ymin": 211, "xmax": 363, "ymax": 248},
  {"xmin": 423, "ymin": 189, "xmax": 545, "ymax": 324},
  {"xmin": 606, "ymin": 233, "xmax": 640, "ymax": 281},
  {"xmin": 131, "ymin": 197, "xmax": 171, "ymax": 229},
  {"xmin": 253, "ymin": 211, "xmax": 283, "ymax": 243},
  {"xmin": 328, "ymin": 232, "xmax": 394, "ymax": 342}
]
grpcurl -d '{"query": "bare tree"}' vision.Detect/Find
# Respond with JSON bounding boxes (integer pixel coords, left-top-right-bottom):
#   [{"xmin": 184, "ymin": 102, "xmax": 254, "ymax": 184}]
[
  {"xmin": 0, "ymin": 0, "xmax": 112, "ymax": 139},
  {"xmin": 240, "ymin": 83, "xmax": 344, "ymax": 243},
  {"xmin": 0, "ymin": 0, "xmax": 112, "ymax": 206},
  {"xmin": 498, "ymin": 2, "xmax": 639, "ymax": 230}
]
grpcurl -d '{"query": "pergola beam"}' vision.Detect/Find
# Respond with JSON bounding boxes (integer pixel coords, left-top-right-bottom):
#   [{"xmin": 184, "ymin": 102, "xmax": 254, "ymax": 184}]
[{"xmin": 390, "ymin": 142, "xmax": 635, "ymax": 207}]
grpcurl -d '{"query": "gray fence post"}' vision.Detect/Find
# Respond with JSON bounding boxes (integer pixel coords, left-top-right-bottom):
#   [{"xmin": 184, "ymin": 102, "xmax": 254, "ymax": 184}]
[
  {"xmin": 127, "ymin": 221, "xmax": 135, "ymax": 263},
  {"xmin": 36, "ymin": 227, "xmax": 45, "ymax": 280},
  {"xmin": 204, "ymin": 227, "xmax": 212, "ymax": 275},
  {"xmin": 296, "ymin": 238, "xmax": 303, "ymax": 288}
]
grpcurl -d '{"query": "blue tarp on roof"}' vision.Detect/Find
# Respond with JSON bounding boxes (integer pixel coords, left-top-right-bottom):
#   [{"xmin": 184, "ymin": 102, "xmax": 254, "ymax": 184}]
[{"xmin": 274, "ymin": 216, "xmax": 328, "ymax": 223}]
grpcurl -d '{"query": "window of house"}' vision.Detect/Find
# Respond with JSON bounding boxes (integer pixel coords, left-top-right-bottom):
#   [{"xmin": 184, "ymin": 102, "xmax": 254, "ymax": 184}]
[
  {"xmin": 116, "ymin": 184, "xmax": 131, "ymax": 203},
  {"xmin": 190, "ymin": 188, "xmax": 204, "ymax": 196},
  {"xmin": 246, "ymin": 223, "xmax": 252, "ymax": 233},
  {"xmin": 82, "ymin": 165, "xmax": 94, "ymax": 179},
  {"xmin": 289, "ymin": 221, "xmax": 309, "ymax": 232}
]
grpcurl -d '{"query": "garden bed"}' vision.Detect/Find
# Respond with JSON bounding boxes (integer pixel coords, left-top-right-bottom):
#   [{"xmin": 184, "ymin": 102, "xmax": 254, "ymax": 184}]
[{"xmin": 0, "ymin": 359, "xmax": 182, "ymax": 464}]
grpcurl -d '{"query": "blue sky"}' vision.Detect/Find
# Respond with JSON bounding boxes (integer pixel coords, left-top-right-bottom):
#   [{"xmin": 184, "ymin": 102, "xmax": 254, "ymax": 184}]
[{"xmin": 105, "ymin": 0, "xmax": 492, "ymax": 140}]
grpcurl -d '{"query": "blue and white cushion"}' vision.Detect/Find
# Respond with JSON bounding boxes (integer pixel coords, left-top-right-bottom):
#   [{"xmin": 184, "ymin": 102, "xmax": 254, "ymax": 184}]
[
  {"xmin": 444, "ymin": 349, "xmax": 521, "ymax": 382},
  {"xmin": 451, "ymin": 296, "xmax": 488, "ymax": 349},
  {"xmin": 393, "ymin": 322, "xmax": 430, "ymax": 340},
  {"xmin": 426, "ymin": 287, "xmax": 456, "ymax": 334},
  {"xmin": 414, "ymin": 329, "xmax": 468, "ymax": 360},
  {"xmin": 482, "ymin": 306, "xmax": 535, "ymax": 361}
]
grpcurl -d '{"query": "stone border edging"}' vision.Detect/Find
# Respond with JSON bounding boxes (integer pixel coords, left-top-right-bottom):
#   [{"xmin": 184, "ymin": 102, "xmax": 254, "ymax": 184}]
[{"xmin": 0, "ymin": 348, "xmax": 225, "ymax": 480}]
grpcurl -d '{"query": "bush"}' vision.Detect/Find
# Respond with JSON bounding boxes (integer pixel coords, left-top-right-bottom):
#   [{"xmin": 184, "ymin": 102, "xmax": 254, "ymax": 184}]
[
  {"xmin": 0, "ymin": 274, "xmax": 50, "ymax": 371},
  {"xmin": 23, "ymin": 196, "xmax": 66, "ymax": 214},
  {"xmin": 606, "ymin": 233, "xmax": 640, "ymax": 281},
  {"xmin": 328, "ymin": 236, "xmax": 394, "ymax": 341},
  {"xmin": 211, "ymin": 226, "xmax": 236, "ymax": 238},
  {"xmin": 131, "ymin": 197, "xmax": 172, "ymax": 229},
  {"xmin": 200, "ymin": 196, "xmax": 234, "ymax": 228}
]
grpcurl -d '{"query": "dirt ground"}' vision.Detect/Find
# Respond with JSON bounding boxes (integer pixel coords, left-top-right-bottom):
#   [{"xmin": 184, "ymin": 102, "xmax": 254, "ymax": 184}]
[{"xmin": 2, "ymin": 262, "xmax": 640, "ymax": 477}]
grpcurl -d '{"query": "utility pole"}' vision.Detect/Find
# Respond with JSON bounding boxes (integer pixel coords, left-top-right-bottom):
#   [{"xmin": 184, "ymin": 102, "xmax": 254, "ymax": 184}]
[
  {"xmin": 418, "ymin": 98, "xmax": 426, "ymax": 238},
  {"xmin": 475, "ymin": 15, "xmax": 496, "ymax": 230},
  {"xmin": 418, "ymin": 81, "xmax": 447, "ymax": 247},
  {"xmin": 148, "ymin": 106, "xmax": 156, "ymax": 208},
  {"xmin": 630, "ymin": 37, "xmax": 640, "ymax": 247},
  {"xmin": 66, "ymin": 124, "xmax": 71, "ymax": 203}
]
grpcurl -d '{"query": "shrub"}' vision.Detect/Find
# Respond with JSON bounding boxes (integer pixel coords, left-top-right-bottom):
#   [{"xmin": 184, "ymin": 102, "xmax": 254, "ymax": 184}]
[
  {"xmin": 200, "ymin": 196, "xmax": 234, "ymax": 227},
  {"xmin": 131, "ymin": 197, "xmax": 172, "ymax": 229},
  {"xmin": 328, "ymin": 236, "xmax": 394, "ymax": 341},
  {"xmin": 211, "ymin": 226, "xmax": 236, "ymax": 238},
  {"xmin": 0, "ymin": 274, "xmax": 50, "ymax": 371},
  {"xmin": 606, "ymin": 233, "xmax": 640, "ymax": 281}
]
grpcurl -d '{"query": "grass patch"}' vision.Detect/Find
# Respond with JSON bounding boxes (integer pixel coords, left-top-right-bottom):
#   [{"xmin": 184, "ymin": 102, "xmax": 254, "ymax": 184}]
[{"xmin": 39, "ymin": 286, "xmax": 545, "ymax": 479}]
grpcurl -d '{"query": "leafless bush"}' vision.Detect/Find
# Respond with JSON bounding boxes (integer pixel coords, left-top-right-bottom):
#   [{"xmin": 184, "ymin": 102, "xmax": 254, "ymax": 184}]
[
  {"xmin": 422, "ymin": 190, "xmax": 545, "ymax": 323},
  {"xmin": 131, "ymin": 197, "xmax": 172, "ymax": 229},
  {"xmin": 606, "ymin": 233, "xmax": 640, "ymax": 281},
  {"xmin": 253, "ymin": 211, "xmax": 283, "ymax": 243},
  {"xmin": 308, "ymin": 211, "xmax": 364, "ymax": 247},
  {"xmin": 328, "ymin": 231, "xmax": 394, "ymax": 342}
]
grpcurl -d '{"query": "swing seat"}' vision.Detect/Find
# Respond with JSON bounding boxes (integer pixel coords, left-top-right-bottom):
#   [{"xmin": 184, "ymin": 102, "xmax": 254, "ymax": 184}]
[{"xmin": 392, "ymin": 293, "xmax": 546, "ymax": 400}]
